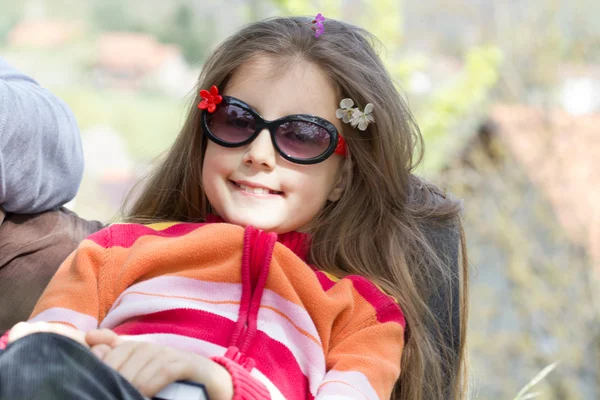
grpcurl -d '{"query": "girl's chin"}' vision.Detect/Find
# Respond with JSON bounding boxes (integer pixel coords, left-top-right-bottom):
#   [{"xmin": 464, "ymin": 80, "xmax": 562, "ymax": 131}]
[{"xmin": 224, "ymin": 212, "xmax": 284, "ymax": 232}]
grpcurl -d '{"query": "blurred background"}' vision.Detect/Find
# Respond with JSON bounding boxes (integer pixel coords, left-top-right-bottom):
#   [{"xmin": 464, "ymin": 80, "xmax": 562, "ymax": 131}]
[{"xmin": 1, "ymin": 0, "xmax": 598, "ymax": 398}]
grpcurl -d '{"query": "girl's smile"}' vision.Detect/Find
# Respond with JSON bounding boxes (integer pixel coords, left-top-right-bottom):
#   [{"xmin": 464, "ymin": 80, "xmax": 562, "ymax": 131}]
[{"xmin": 228, "ymin": 179, "xmax": 284, "ymax": 197}]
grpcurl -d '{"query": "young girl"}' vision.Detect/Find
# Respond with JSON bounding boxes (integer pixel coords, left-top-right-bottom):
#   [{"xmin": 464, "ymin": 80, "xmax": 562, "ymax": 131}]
[{"xmin": 0, "ymin": 16, "xmax": 468, "ymax": 400}]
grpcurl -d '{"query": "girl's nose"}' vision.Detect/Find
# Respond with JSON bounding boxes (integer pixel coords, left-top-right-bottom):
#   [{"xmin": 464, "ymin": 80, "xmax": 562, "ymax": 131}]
[{"xmin": 242, "ymin": 129, "xmax": 277, "ymax": 170}]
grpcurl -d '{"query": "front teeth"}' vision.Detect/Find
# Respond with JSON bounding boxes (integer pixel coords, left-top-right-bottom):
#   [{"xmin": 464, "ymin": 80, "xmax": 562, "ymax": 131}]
[{"xmin": 239, "ymin": 184, "xmax": 270, "ymax": 195}]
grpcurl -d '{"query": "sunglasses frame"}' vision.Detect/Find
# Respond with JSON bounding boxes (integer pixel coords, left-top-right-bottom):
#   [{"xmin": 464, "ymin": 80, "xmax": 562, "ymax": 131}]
[{"xmin": 201, "ymin": 96, "xmax": 341, "ymax": 165}]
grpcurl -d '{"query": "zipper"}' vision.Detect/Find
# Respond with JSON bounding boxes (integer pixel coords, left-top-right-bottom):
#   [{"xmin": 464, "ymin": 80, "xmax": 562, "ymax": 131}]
[{"xmin": 227, "ymin": 226, "xmax": 277, "ymax": 367}]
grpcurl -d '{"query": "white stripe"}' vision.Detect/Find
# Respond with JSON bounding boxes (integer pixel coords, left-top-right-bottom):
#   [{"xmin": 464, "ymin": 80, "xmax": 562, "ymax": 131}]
[
  {"xmin": 317, "ymin": 380, "xmax": 371, "ymax": 398},
  {"xmin": 121, "ymin": 333, "xmax": 227, "ymax": 358},
  {"xmin": 257, "ymin": 310, "xmax": 326, "ymax": 396},
  {"xmin": 250, "ymin": 368, "xmax": 286, "ymax": 400},
  {"xmin": 260, "ymin": 289, "xmax": 327, "ymax": 395},
  {"xmin": 107, "ymin": 276, "xmax": 243, "ymax": 315},
  {"xmin": 260, "ymin": 289, "xmax": 322, "ymax": 345},
  {"xmin": 319, "ymin": 370, "xmax": 379, "ymax": 400},
  {"xmin": 99, "ymin": 294, "xmax": 240, "ymax": 329},
  {"xmin": 30, "ymin": 307, "xmax": 98, "ymax": 331}
]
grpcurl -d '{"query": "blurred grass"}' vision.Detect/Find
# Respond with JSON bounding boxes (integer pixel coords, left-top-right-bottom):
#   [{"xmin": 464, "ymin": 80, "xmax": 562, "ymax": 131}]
[{"xmin": 53, "ymin": 86, "xmax": 187, "ymax": 161}]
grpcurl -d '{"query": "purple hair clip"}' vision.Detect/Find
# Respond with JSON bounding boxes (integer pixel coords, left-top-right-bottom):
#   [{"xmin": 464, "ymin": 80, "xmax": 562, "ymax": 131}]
[{"xmin": 311, "ymin": 13, "xmax": 325, "ymax": 38}]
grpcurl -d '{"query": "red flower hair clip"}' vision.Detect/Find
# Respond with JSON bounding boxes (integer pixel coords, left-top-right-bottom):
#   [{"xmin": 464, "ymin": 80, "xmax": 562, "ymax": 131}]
[
  {"xmin": 335, "ymin": 136, "xmax": 347, "ymax": 156},
  {"xmin": 198, "ymin": 85, "xmax": 222, "ymax": 113}
]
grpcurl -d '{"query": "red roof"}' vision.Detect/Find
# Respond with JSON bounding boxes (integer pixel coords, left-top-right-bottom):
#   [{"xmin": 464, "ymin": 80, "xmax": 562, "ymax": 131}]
[
  {"xmin": 96, "ymin": 32, "xmax": 181, "ymax": 73},
  {"xmin": 490, "ymin": 105, "xmax": 600, "ymax": 264},
  {"xmin": 8, "ymin": 19, "xmax": 82, "ymax": 48}
]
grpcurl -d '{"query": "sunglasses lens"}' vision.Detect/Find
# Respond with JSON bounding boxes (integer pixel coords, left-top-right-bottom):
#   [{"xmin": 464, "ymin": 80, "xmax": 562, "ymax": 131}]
[
  {"xmin": 276, "ymin": 121, "xmax": 332, "ymax": 160},
  {"xmin": 206, "ymin": 102, "xmax": 256, "ymax": 144}
]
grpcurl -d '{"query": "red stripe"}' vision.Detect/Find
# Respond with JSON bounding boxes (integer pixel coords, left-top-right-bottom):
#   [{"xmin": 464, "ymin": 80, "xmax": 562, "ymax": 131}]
[
  {"xmin": 86, "ymin": 228, "xmax": 110, "ymax": 247},
  {"xmin": 0, "ymin": 331, "xmax": 9, "ymax": 350},
  {"xmin": 345, "ymin": 275, "xmax": 406, "ymax": 327},
  {"xmin": 313, "ymin": 270, "xmax": 336, "ymax": 291},
  {"xmin": 88, "ymin": 223, "xmax": 208, "ymax": 249},
  {"xmin": 112, "ymin": 308, "xmax": 234, "ymax": 347},
  {"xmin": 247, "ymin": 330, "xmax": 312, "ymax": 400}
]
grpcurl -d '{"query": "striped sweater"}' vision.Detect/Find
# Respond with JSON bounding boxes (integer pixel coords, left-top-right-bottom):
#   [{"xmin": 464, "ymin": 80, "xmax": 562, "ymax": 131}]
[{"xmin": 6, "ymin": 219, "xmax": 406, "ymax": 399}]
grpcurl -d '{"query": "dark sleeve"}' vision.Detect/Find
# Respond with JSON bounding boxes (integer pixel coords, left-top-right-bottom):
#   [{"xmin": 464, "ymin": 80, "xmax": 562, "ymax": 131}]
[{"xmin": 420, "ymin": 216, "xmax": 461, "ymax": 398}]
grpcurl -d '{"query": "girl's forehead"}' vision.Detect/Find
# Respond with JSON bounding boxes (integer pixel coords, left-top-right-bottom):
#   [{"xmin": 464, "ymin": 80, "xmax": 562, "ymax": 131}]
[{"xmin": 224, "ymin": 56, "xmax": 341, "ymax": 127}]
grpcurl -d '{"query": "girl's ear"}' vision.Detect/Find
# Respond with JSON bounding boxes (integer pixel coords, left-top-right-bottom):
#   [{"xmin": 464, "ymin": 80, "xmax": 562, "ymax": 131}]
[{"xmin": 327, "ymin": 159, "xmax": 351, "ymax": 202}]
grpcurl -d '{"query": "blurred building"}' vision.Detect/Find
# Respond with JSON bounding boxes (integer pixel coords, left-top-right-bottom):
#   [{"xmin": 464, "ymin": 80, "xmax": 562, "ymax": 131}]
[
  {"xmin": 7, "ymin": 19, "xmax": 83, "ymax": 48},
  {"xmin": 456, "ymin": 105, "xmax": 600, "ymax": 270},
  {"xmin": 93, "ymin": 32, "xmax": 194, "ymax": 96}
]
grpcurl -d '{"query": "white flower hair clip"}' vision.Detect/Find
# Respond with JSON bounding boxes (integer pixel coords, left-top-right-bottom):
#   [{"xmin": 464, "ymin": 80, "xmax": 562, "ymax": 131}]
[{"xmin": 335, "ymin": 98, "xmax": 375, "ymax": 131}]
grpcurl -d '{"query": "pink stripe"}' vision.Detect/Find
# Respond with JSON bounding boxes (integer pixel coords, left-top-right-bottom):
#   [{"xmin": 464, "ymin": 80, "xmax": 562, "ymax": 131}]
[
  {"xmin": 88, "ymin": 223, "xmax": 208, "ymax": 248},
  {"xmin": 247, "ymin": 330, "xmax": 311, "ymax": 400},
  {"xmin": 313, "ymin": 270, "xmax": 336, "ymax": 291},
  {"xmin": 345, "ymin": 275, "xmax": 405, "ymax": 327},
  {"xmin": 0, "ymin": 332, "xmax": 9, "ymax": 350},
  {"xmin": 113, "ymin": 309, "xmax": 235, "ymax": 348}
]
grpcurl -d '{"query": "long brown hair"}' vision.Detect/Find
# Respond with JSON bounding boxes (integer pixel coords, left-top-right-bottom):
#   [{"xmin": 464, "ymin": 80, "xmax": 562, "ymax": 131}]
[{"xmin": 124, "ymin": 16, "xmax": 469, "ymax": 400}]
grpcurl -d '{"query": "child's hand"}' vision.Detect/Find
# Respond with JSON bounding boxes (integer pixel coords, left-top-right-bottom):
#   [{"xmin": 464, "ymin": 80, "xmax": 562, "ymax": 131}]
[
  {"xmin": 86, "ymin": 329, "xmax": 234, "ymax": 400},
  {"xmin": 8, "ymin": 321, "xmax": 88, "ymax": 347}
]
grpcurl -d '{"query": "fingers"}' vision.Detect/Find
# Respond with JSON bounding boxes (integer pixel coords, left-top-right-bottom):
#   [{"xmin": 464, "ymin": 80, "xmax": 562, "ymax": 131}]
[
  {"xmin": 86, "ymin": 329, "xmax": 121, "ymax": 348},
  {"xmin": 115, "ymin": 342, "xmax": 158, "ymax": 385},
  {"xmin": 102, "ymin": 340, "xmax": 142, "ymax": 372},
  {"xmin": 134, "ymin": 358, "xmax": 192, "ymax": 397},
  {"xmin": 90, "ymin": 344, "xmax": 112, "ymax": 359},
  {"xmin": 47, "ymin": 323, "xmax": 88, "ymax": 346},
  {"xmin": 94, "ymin": 340, "xmax": 196, "ymax": 398}
]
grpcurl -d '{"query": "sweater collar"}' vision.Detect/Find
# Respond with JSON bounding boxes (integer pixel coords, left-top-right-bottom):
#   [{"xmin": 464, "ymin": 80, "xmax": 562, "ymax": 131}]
[{"xmin": 205, "ymin": 214, "xmax": 311, "ymax": 262}]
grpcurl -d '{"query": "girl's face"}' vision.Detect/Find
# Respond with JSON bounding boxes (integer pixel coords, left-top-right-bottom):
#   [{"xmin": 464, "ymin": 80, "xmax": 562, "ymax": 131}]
[{"xmin": 202, "ymin": 56, "xmax": 346, "ymax": 233}]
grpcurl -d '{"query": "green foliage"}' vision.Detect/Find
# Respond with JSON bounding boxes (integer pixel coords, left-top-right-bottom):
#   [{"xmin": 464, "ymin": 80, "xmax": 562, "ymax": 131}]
[
  {"xmin": 157, "ymin": 4, "xmax": 212, "ymax": 64},
  {"xmin": 417, "ymin": 46, "xmax": 502, "ymax": 174}
]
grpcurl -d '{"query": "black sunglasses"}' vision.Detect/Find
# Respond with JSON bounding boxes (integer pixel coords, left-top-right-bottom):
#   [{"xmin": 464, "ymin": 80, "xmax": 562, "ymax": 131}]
[{"xmin": 201, "ymin": 96, "xmax": 342, "ymax": 165}]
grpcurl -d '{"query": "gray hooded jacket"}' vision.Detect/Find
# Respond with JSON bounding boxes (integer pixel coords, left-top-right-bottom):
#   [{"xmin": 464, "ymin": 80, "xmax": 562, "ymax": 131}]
[{"xmin": 0, "ymin": 57, "xmax": 83, "ymax": 213}]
